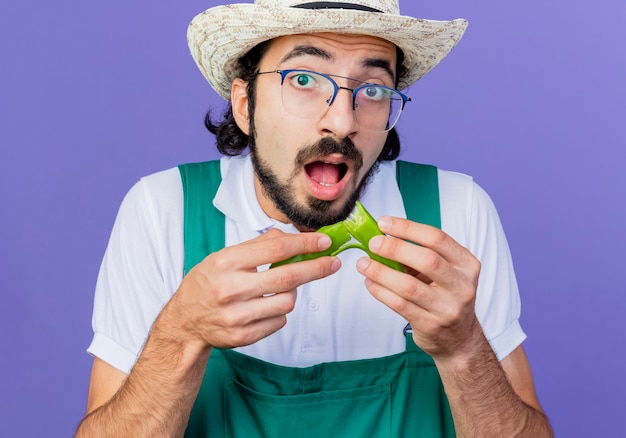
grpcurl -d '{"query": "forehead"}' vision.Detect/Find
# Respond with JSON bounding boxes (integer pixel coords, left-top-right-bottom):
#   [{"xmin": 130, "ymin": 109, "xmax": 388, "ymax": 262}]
[{"xmin": 261, "ymin": 33, "xmax": 398, "ymax": 73}]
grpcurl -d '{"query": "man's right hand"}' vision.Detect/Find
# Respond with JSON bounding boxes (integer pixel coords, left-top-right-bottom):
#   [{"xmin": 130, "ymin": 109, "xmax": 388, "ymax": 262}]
[{"xmin": 160, "ymin": 228, "xmax": 342, "ymax": 349}]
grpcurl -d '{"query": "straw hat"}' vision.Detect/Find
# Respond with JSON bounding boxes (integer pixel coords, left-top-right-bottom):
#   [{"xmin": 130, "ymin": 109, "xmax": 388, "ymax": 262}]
[{"xmin": 187, "ymin": 0, "xmax": 468, "ymax": 100}]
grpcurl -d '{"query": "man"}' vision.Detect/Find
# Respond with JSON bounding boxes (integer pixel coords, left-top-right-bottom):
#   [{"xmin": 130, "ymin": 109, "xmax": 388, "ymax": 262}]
[{"xmin": 77, "ymin": 0, "xmax": 553, "ymax": 436}]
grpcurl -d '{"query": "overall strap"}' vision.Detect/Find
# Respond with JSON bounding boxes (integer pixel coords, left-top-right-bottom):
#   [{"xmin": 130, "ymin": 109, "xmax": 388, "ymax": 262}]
[
  {"xmin": 178, "ymin": 160, "xmax": 225, "ymax": 275},
  {"xmin": 395, "ymin": 160, "xmax": 441, "ymax": 351},
  {"xmin": 396, "ymin": 160, "xmax": 441, "ymax": 229}
]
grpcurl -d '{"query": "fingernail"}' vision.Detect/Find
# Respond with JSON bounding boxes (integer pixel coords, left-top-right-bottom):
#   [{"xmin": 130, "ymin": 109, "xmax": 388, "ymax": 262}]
[
  {"xmin": 318, "ymin": 234, "xmax": 332, "ymax": 249},
  {"xmin": 377, "ymin": 216, "xmax": 392, "ymax": 232},
  {"xmin": 356, "ymin": 257, "xmax": 370, "ymax": 271},
  {"xmin": 331, "ymin": 257, "xmax": 342, "ymax": 273},
  {"xmin": 369, "ymin": 235, "xmax": 383, "ymax": 251}
]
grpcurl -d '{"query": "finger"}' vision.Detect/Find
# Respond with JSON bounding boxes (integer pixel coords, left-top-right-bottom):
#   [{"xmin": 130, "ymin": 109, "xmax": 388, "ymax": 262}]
[
  {"xmin": 377, "ymin": 216, "xmax": 474, "ymax": 266},
  {"xmin": 373, "ymin": 218, "xmax": 480, "ymax": 286},
  {"xmin": 222, "ymin": 231, "xmax": 333, "ymax": 269},
  {"xmin": 255, "ymin": 255, "xmax": 341, "ymax": 296},
  {"xmin": 403, "ymin": 265, "xmax": 433, "ymax": 284},
  {"xmin": 367, "ymin": 233, "xmax": 459, "ymax": 287},
  {"xmin": 211, "ymin": 313, "xmax": 292, "ymax": 348},
  {"xmin": 228, "ymin": 288, "xmax": 298, "ymax": 324},
  {"xmin": 237, "ymin": 315, "xmax": 290, "ymax": 346},
  {"xmin": 357, "ymin": 256, "xmax": 436, "ymax": 311}
]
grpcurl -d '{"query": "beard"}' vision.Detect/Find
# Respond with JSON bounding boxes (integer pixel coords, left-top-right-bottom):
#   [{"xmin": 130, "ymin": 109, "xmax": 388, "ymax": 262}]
[{"xmin": 249, "ymin": 135, "xmax": 380, "ymax": 230}]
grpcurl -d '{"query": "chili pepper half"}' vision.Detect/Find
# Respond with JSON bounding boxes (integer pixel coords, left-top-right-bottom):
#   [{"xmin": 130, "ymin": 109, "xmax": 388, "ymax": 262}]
[
  {"xmin": 342, "ymin": 201, "xmax": 405, "ymax": 272},
  {"xmin": 270, "ymin": 201, "xmax": 404, "ymax": 272},
  {"xmin": 270, "ymin": 222, "xmax": 352, "ymax": 268}
]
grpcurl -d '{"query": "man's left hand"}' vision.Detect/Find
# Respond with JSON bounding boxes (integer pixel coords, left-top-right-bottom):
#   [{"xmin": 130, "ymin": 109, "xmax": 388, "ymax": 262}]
[{"xmin": 356, "ymin": 216, "xmax": 483, "ymax": 361}]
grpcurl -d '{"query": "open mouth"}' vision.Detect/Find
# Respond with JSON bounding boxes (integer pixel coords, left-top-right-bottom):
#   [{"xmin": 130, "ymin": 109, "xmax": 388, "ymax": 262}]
[{"xmin": 304, "ymin": 161, "xmax": 349, "ymax": 186}]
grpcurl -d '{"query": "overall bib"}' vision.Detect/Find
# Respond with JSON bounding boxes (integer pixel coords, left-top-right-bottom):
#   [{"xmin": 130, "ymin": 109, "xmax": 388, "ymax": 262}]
[{"xmin": 178, "ymin": 160, "xmax": 454, "ymax": 437}]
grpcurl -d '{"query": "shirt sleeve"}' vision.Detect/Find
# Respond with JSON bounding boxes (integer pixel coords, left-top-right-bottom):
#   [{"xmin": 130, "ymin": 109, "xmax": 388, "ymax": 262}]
[{"xmin": 87, "ymin": 168, "xmax": 184, "ymax": 374}]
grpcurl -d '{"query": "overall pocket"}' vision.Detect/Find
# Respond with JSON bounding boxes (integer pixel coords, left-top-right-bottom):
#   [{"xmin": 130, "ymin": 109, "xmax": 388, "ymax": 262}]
[{"xmin": 222, "ymin": 377, "xmax": 392, "ymax": 438}]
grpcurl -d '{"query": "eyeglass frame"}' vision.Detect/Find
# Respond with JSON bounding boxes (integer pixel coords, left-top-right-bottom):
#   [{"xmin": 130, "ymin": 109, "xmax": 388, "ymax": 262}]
[{"xmin": 255, "ymin": 69, "xmax": 411, "ymax": 132}]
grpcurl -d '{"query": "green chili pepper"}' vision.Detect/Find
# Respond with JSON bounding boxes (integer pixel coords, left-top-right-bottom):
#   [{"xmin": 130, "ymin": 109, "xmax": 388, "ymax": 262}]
[
  {"xmin": 342, "ymin": 201, "xmax": 405, "ymax": 272},
  {"xmin": 270, "ymin": 222, "xmax": 352, "ymax": 268},
  {"xmin": 270, "ymin": 201, "xmax": 404, "ymax": 272}
]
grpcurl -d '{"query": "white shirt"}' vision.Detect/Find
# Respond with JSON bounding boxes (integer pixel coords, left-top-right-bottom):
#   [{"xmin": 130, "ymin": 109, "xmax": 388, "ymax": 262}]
[{"xmin": 88, "ymin": 155, "xmax": 525, "ymax": 374}]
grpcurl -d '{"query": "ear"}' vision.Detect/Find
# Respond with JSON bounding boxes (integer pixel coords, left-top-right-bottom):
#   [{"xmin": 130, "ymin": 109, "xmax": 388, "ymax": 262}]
[{"xmin": 231, "ymin": 78, "xmax": 250, "ymax": 135}]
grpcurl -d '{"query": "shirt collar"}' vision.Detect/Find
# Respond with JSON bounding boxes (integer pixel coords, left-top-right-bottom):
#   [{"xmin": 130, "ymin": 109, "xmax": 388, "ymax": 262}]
[{"xmin": 213, "ymin": 155, "xmax": 299, "ymax": 233}]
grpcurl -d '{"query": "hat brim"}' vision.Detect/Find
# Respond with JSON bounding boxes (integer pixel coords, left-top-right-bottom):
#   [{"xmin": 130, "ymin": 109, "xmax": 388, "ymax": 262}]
[{"xmin": 188, "ymin": 4, "xmax": 468, "ymax": 100}]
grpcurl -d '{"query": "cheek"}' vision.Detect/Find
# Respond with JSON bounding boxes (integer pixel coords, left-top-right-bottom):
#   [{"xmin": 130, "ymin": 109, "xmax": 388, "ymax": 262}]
[
  {"xmin": 253, "ymin": 99, "xmax": 316, "ymax": 164},
  {"xmin": 252, "ymin": 97, "xmax": 285, "ymax": 152},
  {"xmin": 252, "ymin": 111, "xmax": 303, "ymax": 177}
]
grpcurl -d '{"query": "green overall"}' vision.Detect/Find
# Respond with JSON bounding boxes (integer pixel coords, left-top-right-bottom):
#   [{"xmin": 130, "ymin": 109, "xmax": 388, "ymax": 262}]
[{"xmin": 178, "ymin": 160, "xmax": 454, "ymax": 437}]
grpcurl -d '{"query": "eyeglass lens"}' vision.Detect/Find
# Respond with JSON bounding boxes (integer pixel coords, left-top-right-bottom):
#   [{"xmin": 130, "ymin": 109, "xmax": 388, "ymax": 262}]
[{"xmin": 279, "ymin": 70, "xmax": 405, "ymax": 132}]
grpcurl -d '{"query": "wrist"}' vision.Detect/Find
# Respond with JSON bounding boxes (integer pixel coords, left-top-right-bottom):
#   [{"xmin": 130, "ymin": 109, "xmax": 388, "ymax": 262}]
[
  {"xmin": 432, "ymin": 320, "xmax": 495, "ymax": 376},
  {"xmin": 146, "ymin": 296, "xmax": 213, "ymax": 373}
]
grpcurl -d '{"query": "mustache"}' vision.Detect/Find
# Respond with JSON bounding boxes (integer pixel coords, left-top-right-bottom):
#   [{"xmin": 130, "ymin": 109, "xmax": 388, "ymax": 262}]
[{"xmin": 294, "ymin": 137, "xmax": 363, "ymax": 170}]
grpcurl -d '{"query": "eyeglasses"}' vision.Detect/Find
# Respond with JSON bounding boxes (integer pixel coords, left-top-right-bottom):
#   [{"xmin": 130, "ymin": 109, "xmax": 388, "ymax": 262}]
[{"xmin": 256, "ymin": 69, "xmax": 411, "ymax": 132}]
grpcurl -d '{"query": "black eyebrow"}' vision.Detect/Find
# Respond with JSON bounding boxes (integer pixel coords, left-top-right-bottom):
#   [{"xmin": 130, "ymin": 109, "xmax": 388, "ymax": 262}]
[
  {"xmin": 280, "ymin": 45, "xmax": 396, "ymax": 83},
  {"xmin": 363, "ymin": 58, "xmax": 395, "ymax": 83},
  {"xmin": 280, "ymin": 45, "xmax": 333, "ymax": 63}
]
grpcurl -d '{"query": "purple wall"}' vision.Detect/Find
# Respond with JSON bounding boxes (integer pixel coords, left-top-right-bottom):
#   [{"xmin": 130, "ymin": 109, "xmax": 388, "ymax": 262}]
[{"xmin": 1, "ymin": 1, "xmax": 624, "ymax": 436}]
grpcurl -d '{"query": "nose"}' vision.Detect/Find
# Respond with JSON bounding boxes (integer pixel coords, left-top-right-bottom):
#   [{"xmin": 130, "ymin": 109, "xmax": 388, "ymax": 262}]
[{"xmin": 318, "ymin": 87, "xmax": 359, "ymax": 138}]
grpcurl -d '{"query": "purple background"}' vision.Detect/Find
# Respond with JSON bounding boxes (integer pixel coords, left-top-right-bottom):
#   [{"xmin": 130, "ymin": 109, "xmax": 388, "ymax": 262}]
[{"xmin": 1, "ymin": 1, "xmax": 624, "ymax": 436}]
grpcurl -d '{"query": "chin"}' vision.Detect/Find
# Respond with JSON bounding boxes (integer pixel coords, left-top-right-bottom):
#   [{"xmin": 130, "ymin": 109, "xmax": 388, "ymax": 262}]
[{"xmin": 284, "ymin": 194, "xmax": 358, "ymax": 231}]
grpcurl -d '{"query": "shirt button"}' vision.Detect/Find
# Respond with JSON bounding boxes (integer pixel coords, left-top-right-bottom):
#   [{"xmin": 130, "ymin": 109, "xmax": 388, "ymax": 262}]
[{"xmin": 308, "ymin": 300, "xmax": 320, "ymax": 311}]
